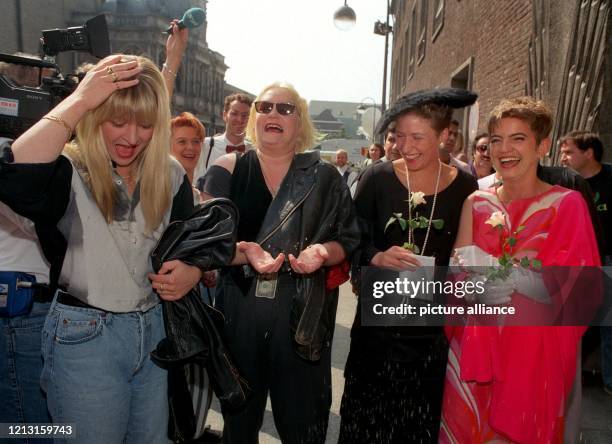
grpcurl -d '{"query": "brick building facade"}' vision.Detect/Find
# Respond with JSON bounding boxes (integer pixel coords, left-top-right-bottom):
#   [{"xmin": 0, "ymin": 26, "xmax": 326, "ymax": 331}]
[{"xmin": 390, "ymin": 0, "xmax": 611, "ymax": 162}]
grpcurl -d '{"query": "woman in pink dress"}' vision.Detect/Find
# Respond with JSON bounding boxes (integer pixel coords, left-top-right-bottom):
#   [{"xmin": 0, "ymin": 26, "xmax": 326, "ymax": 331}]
[{"xmin": 440, "ymin": 97, "xmax": 601, "ymax": 443}]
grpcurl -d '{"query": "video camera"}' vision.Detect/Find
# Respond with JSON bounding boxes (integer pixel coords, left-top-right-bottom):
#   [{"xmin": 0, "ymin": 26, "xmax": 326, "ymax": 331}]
[{"xmin": 0, "ymin": 14, "xmax": 110, "ymax": 140}]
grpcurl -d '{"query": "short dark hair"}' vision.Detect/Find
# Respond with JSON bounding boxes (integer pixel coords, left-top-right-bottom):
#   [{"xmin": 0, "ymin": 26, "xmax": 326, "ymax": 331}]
[
  {"xmin": 407, "ymin": 103, "xmax": 453, "ymax": 134},
  {"xmin": 224, "ymin": 93, "xmax": 252, "ymax": 112},
  {"xmin": 369, "ymin": 143, "xmax": 384, "ymax": 158},
  {"xmin": 450, "ymin": 118, "xmax": 460, "ymax": 126},
  {"xmin": 560, "ymin": 131, "xmax": 604, "ymax": 162},
  {"xmin": 488, "ymin": 97, "xmax": 553, "ymax": 143}
]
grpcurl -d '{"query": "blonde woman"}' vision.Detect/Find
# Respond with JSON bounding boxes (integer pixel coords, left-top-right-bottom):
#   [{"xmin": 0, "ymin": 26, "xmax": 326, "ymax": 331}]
[
  {"xmin": 201, "ymin": 82, "xmax": 360, "ymax": 443},
  {"xmin": 0, "ymin": 55, "xmax": 201, "ymax": 443}
]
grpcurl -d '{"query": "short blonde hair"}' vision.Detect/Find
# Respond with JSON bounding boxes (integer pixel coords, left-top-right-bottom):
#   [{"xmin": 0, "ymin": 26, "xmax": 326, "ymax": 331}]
[
  {"xmin": 246, "ymin": 82, "xmax": 318, "ymax": 152},
  {"xmin": 488, "ymin": 96, "xmax": 553, "ymax": 143},
  {"xmin": 65, "ymin": 55, "xmax": 172, "ymax": 233}
]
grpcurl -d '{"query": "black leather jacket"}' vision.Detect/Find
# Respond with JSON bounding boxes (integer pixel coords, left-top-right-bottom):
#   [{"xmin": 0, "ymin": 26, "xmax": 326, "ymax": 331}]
[{"xmin": 238, "ymin": 151, "xmax": 360, "ymax": 361}]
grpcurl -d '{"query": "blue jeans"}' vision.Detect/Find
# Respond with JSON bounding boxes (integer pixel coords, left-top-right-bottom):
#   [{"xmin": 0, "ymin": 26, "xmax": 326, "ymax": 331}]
[
  {"xmin": 0, "ymin": 302, "xmax": 52, "ymax": 444},
  {"xmin": 41, "ymin": 299, "xmax": 169, "ymax": 444}
]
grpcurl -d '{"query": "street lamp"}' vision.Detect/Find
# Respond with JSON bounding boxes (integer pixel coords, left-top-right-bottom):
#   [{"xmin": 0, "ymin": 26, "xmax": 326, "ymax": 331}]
[
  {"xmin": 374, "ymin": 0, "xmax": 393, "ymax": 114},
  {"xmin": 357, "ymin": 97, "xmax": 378, "ymax": 142},
  {"xmin": 333, "ymin": 0, "xmax": 356, "ymax": 31}
]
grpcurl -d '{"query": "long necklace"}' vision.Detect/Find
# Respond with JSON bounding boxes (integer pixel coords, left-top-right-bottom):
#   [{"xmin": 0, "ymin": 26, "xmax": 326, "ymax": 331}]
[{"xmin": 405, "ymin": 160, "xmax": 442, "ymax": 256}]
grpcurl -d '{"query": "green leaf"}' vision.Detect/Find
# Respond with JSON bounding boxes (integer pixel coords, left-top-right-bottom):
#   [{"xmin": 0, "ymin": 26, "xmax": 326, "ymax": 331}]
[
  {"xmin": 403, "ymin": 242, "xmax": 419, "ymax": 254},
  {"xmin": 594, "ymin": 192, "xmax": 600, "ymax": 204},
  {"xmin": 520, "ymin": 257, "xmax": 530, "ymax": 268},
  {"xmin": 498, "ymin": 255, "xmax": 510, "ymax": 267},
  {"xmin": 432, "ymin": 219, "xmax": 445, "ymax": 230},
  {"xmin": 408, "ymin": 219, "xmax": 419, "ymax": 229},
  {"xmin": 384, "ymin": 217, "xmax": 397, "ymax": 232},
  {"xmin": 398, "ymin": 218, "xmax": 407, "ymax": 231},
  {"xmin": 531, "ymin": 259, "xmax": 542, "ymax": 270},
  {"xmin": 393, "ymin": 212, "xmax": 404, "ymax": 219},
  {"xmin": 508, "ymin": 237, "xmax": 517, "ymax": 247}
]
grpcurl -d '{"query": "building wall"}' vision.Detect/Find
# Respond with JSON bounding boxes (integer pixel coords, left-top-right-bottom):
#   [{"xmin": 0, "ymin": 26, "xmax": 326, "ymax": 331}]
[{"xmin": 389, "ymin": 0, "xmax": 609, "ymax": 161}]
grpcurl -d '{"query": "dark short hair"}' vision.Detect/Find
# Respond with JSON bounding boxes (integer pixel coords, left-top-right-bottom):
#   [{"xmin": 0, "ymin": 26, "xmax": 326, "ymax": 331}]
[
  {"xmin": 408, "ymin": 103, "xmax": 453, "ymax": 134},
  {"xmin": 488, "ymin": 96, "xmax": 553, "ymax": 143},
  {"xmin": 369, "ymin": 143, "xmax": 385, "ymax": 158},
  {"xmin": 224, "ymin": 93, "xmax": 252, "ymax": 112},
  {"xmin": 450, "ymin": 118, "xmax": 460, "ymax": 126},
  {"xmin": 560, "ymin": 131, "xmax": 604, "ymax": 162}
]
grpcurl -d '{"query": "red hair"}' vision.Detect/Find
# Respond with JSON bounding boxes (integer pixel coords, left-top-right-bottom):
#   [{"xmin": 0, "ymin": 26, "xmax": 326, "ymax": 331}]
[{"xmin": 170, "ymin": 112, "xmax": 205, "ymax": 140}]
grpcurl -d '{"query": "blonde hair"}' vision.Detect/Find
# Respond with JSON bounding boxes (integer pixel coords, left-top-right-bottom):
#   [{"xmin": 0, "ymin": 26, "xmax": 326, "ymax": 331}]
[
  {"xmin": 64, "ymin": 55, "xmax": 172, "ymax": 233},
  {"xmin": 246, "ymin": 82, "xmax": 318, "ymax": 152}
]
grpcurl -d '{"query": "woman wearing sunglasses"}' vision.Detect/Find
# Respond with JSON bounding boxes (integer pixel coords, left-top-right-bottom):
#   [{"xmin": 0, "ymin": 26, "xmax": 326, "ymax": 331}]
[
  {"xmin": 470, "ymin": 133, "xmax": 495, "ymax": 179},
  {"xmin": 201, "ymin": 82, "xmax": 360, "ymax": 443}
]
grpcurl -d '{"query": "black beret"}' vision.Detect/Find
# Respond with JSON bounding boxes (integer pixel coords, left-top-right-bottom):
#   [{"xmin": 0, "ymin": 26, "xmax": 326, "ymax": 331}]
[{"xmin": 376, "ymin": 87, "xmax": 478, "ymax": 135}]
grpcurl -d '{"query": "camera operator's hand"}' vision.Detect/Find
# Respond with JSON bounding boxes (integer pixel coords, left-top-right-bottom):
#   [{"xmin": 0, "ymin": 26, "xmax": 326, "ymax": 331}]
[{"xmin": 71, "ymin": 55, "xmax": 142, "ymax": 112}]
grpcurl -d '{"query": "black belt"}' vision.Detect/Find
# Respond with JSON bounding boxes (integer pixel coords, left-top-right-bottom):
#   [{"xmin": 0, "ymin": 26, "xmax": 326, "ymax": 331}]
[
  {"xmin": 32, "ymin": 285, "xmax": 54, "ymax": 303},
  {"xmin": 56, "ymin": 291, "xmax": 99, "ymax": 310}
]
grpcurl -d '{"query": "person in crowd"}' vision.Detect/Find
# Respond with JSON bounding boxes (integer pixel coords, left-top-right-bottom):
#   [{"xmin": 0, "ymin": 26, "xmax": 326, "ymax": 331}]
[
  {"xmin": 201, "ymin": 82, "xmax": 360, "ymax": 443},
  {"xmin": 170, "ymin": 111, "xmax": 205, "ymax": 203},
  {"xmin": 443, "ymin": 119, "xmax": 471, "ymax": 174},
  {"xmin": 339, "ymin": 88, "xmax": 478, "ymax": 443},
  {"xmin": 194, "ymin": 93, "xmax": 253, "ymax": 186},
  {"xmin": 453, "ymin": 129, "xmax": 468, "ymax": 163},
  {"xmin": 470, "ymin": 132, "xmax": 495, "ymax": 179},
  {"xmin": 0, "ymin": 55, "xmax": 58, "ymax": 443},
  {"xmin": 161, "ymin": 20, "xmax": 188, "ymax": 99},
  {"xmin": 364, "ymin": 142, "xmax": 384, "ymax": 166},
  {"xmin": 0, "ymin": 55, "xmax": 203, "ymax": 444},
  {"xmin": 334, "ymin": 148, "xmax": 358, "ymax": 187},
  {"xmin": 560, "ymin": 130, "xmax": 612, "ymax": 396},
  {"xmin": 381, "ymin": 122, "xmax": 401, "ymax": 161},
  {"xmin": 441, "ymin": 97, "xmax": 600, "ymax": 443}
]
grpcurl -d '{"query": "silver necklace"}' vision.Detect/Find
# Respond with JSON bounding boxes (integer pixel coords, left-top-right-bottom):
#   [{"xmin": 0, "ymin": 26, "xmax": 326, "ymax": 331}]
[{"xmin": 405, "ymin": 160, "xmax": 442, "ymax": 256}]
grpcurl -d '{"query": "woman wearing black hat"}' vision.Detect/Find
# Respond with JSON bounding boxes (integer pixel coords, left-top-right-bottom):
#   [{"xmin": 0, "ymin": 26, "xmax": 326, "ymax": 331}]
[{"xmin": 339, "ymin": 88, "xmax": 478, "ymax": 443}]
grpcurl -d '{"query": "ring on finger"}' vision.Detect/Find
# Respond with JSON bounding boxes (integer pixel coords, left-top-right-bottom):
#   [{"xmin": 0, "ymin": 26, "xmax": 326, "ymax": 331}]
[
  {"xmin": 160, "ymin": 283, "xmax": 165, "ymax": 292},
  {"xmin": 111, "ymin": 72, "xmax": 119, "ymax": 82},
  {"xmin": 106, "ymin": 66, "xmax": 114, "ymax": 75}
]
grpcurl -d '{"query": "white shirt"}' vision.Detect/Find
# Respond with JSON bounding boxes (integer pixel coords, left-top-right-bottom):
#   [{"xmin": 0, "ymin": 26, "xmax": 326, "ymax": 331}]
[
  {"xmin": 478, "ymin": 172, "xmax": 499, "ymax": 190},
  {"xmin": 0, "ymin": 201, "xmax": 50, "ymax": 283},
  {"xmin": 194, "ymin": 133, "xmax": 253, "ymax": 183}
]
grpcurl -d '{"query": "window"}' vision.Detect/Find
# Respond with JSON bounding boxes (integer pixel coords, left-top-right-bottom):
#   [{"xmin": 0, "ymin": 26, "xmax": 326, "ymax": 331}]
[
  {"xmin": 408, "ymin": 4, "xmax": 417, "ymax": 79},
  {"xmin": 417, "ymin": 0, "xmax": 428, "ymax": 64},
  {"xmin": 432, "ymin": 0, "xmax": 444, "ymax": 41}
]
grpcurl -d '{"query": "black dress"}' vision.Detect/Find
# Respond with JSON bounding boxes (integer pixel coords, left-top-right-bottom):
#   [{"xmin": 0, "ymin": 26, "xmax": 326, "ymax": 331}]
[{"xmin": 339, "ymin": 161, "xmax": 477, "ymax": 444}]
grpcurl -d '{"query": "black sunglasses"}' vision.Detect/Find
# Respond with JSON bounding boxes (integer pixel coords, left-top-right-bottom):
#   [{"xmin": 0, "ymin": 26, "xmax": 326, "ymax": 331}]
[
  {"xmin": 475, "ymin": 144, "xmax": 490, "ymax": 153},
  {"xmin": 254, "ymin": 101, "xmax": 297, "ymax": 116}
]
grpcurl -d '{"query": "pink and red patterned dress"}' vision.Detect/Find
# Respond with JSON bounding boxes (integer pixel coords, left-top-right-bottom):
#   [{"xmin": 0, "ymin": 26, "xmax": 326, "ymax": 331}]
[{"xmin": 440, "ymin": 185, "xmax": 600, "ymax": 444}]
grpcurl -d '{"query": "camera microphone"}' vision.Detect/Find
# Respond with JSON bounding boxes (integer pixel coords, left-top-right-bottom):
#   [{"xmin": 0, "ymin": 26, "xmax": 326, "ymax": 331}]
[{"xmin": 164, "ymin": 7, "xmax": 206, "ymax": 34}]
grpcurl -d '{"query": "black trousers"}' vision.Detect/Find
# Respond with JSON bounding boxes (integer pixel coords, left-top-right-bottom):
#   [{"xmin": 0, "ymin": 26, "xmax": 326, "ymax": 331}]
[{"xmin": 218, "ymin": 274, "xmax": 332, "ymax": 444}]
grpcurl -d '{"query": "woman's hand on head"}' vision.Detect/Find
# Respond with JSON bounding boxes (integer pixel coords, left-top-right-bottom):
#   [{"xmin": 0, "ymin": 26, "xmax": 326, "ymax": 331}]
[
  {"xmin": 238, "ymin": 241, "xmax": 285, "ymax": 274},
  {"xmin": 70, "ymin": 55, "xmax": 142, "ymax": 112},
  {"xmin": 288, "ymin": 244, "xmax": 329, "ymax": 274},
  {"xmin": 370, "ymin": 246, "xmax": 423, "ymax": 271},
  {"xmin": 148, "ymin": 259, "xmax": 202, "ymax": 301}
]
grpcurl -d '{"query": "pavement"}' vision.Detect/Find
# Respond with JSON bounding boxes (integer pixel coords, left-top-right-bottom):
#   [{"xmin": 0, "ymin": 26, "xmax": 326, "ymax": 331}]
[{"xmin": 207, "ymin": 283, "xmax": 612, "ymax": 443}]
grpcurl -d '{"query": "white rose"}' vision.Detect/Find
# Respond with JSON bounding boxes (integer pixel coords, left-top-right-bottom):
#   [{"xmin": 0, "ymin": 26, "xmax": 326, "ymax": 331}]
[
  {"xmin": 485, "ymin": 211, "xmax": 505, "ymax": 228},
  {"xmin": 410, "ymin": 191, "xmax": 427, "ymax": 207}
]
